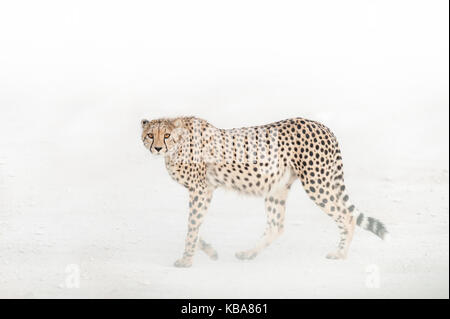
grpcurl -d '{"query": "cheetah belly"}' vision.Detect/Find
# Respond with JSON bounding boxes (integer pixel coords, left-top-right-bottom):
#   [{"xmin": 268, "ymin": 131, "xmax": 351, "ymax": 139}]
[{"xmin": 206, "ymin": 162, "xmax": 291, "ymax": 197}]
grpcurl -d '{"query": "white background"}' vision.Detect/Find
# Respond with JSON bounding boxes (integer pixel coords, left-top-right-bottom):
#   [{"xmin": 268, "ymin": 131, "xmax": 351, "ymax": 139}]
[{"xmin": 0, "ymin": 0, "xmax": 448, "ymax": 298}]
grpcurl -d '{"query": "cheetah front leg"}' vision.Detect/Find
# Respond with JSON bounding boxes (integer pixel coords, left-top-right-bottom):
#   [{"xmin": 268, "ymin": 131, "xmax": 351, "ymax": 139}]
[{"xmin": 174, "ymin": 187, "xmax": 214, "ymax": 267}]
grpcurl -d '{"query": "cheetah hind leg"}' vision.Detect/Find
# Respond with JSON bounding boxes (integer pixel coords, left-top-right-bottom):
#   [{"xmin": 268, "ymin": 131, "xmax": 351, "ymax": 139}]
[
  {"xmin": 235, "ymin": 181, "xmax": 292, "ymax": 261},
  {"xmin": 324, "ymin": 184, "xmax": 357, "ymax": 260},
  {"xmin": 306, "ymin": 181, "xmax": 356, "ymax": 259}
]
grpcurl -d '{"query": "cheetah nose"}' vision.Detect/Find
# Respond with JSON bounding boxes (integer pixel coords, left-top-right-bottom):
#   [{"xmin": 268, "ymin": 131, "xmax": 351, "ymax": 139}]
[{"xmin": 154, "ymin": 147, "xmax": 162, "ymax": 152}]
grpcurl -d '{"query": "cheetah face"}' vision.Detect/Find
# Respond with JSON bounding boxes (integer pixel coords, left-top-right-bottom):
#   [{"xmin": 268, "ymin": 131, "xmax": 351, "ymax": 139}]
[{"xmin": 141, "ymin": 118, "xmax": 185, "ymax": 156}]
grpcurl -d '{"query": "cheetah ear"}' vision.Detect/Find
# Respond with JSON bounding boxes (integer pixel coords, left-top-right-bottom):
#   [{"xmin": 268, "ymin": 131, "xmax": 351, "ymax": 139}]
[
  {"xmin": 172, "ymin": 118, "xmax": 183, "ymax": 128},
  {"xmin": 141, "ymin": 119, "xmax": 149, "ymax": 128}
]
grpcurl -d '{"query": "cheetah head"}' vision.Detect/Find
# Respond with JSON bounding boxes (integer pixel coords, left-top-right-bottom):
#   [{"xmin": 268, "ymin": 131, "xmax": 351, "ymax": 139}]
[{"xmin": 141, "ymin": 118, "xmax": 186, "ymax": 156}]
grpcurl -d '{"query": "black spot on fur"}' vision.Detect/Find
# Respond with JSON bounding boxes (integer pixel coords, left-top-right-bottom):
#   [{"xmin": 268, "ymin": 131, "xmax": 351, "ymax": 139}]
[
  {"xmin": 356, "ymin": 213, "xmax": 364, "ymax": 226},
  {"xmin": 366, "ymin": 217, "xmax": 375, "ymax": 232}
]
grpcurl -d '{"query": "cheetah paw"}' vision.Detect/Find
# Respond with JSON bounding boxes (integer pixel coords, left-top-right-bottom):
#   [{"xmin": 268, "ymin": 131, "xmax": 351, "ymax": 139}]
[
  {"xmin": 326, "ymin": 251, "xmax": 346, "ymax": 260},
  {"xmin": 174, "ymin": 257, "xmax": 193, "ymax": 268},
  {"xmin": 210, "ymin": 251, "xmax": 219, "ymax": 261},
  {"xmin": 202, "ymin": 248, "xmax": 219, "ymax": 260},
  {"xmin": 235, "ymin": 251, "xmax": 257, "ymax": 260}
]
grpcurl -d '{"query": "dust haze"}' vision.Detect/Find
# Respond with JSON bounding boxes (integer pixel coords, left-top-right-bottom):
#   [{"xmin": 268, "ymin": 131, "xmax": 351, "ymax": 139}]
[{"xmin": 0, "ymin": 0, "xmax": 448, "ymax": 298}]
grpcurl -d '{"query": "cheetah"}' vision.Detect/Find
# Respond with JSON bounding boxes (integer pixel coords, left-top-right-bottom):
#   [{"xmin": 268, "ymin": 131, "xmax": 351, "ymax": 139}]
[{"xmin": 140, "ymin": 116, "xmax": 389, "ymax": 267}]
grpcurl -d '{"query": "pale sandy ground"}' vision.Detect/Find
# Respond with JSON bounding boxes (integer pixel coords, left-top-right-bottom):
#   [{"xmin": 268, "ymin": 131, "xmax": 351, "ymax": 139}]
[
  {"xmin": 0, "ymin": 0, "xmax": 448, "ymax": 299},
  {"xmin": 0, "ymin": 105, "xmax": 448, "ymax": 299}
]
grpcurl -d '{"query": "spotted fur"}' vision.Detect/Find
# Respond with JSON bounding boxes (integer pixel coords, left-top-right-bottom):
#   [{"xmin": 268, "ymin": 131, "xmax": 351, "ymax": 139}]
[{"xmin": 141, "ymin": 116, "xmax": 389, "ymax": 267}]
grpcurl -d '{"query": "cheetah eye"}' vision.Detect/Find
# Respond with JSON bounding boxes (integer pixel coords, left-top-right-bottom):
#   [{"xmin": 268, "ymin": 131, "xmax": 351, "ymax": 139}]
[
  {"xmin": 164, "ymin": 133, "xmax": 170, "ymax": 139},
  {"xmin": 147, "ymin": 133, "xmax": 154, "ymax": 139}
]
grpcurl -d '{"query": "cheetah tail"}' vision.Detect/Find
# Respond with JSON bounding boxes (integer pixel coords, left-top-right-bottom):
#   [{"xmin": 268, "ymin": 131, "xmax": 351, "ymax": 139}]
[{"xmin": 355, "ymin": 212, "xmax": 390, "ymax": 241}]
